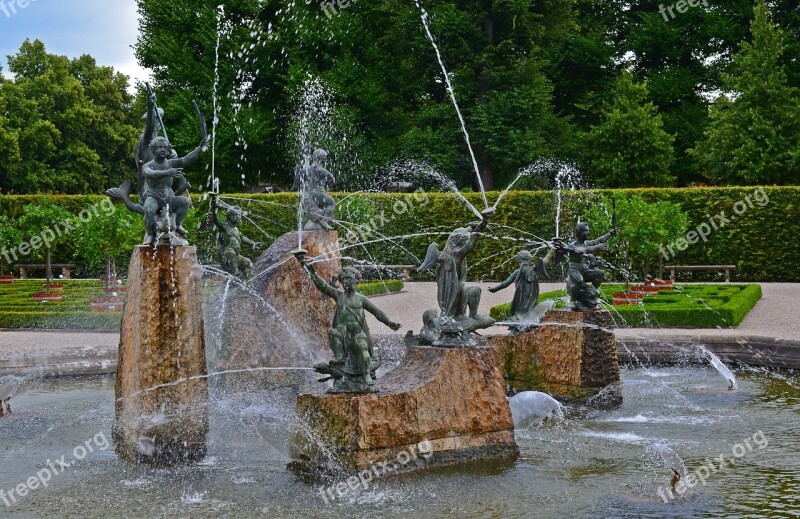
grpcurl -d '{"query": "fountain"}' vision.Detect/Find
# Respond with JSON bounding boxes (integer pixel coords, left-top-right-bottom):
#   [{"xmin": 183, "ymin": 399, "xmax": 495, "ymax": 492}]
[
  {"xmin": 105, "ymin": 93, "xmax": 210, "ymax": 464},
  {"xmin": 491, "ymin": 219, "xmax": 622, "ymax": 402}
]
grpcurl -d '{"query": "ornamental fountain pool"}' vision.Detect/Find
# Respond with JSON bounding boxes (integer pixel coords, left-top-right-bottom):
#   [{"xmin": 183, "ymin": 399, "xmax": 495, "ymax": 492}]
[{"xmin": 2, "ymin": 4, "xmax": 799, "ymax": 518}]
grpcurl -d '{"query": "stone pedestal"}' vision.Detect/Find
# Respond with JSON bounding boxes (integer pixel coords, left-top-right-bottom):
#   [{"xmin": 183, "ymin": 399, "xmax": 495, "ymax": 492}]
[
  {"xmin": 208, "ymin": 231, "xmax": 340, "ymax": 389},
  {"xmin": 490, "ymin": 309, "xmax": 620, "ymax": 400},
  {"xmin": 290, "ymin": 346, "xmax": 518, "ymax": 477},
  {"xmin": 113, "ymin": 245, "xmax": 209, "ymax": 464}
]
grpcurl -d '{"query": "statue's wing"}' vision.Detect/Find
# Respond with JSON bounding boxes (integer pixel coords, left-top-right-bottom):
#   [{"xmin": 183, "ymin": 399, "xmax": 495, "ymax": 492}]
[
  {"xmin": 535, "ymin": 256, "xmax": 550, "ymax": 280},
  {"xmin": 417, "ymin": 243, "xmax": 441, "ymax": 272}
]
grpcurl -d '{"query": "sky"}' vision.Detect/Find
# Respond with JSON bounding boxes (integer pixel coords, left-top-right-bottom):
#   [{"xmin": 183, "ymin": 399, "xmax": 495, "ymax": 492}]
[{"xmin": 0, "ymin": 0, "xmax": 150, "ymax": 86}]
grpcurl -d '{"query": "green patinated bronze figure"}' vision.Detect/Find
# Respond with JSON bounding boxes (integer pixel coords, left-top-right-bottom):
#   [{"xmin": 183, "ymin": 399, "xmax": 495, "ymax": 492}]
[
  {"xmin": 210, "ymin": 195, "xmax": 262, "ymax": 279},
  {"xmin": 416, "ymin": 208, "xmax": 496, "ymax": 347},
  {"xmin": 554, "ymin": 221, "xmax": 617, "ymax": 311},
  {"xmin": 294, "ymin": 148, "xmax": 336, "ymax": 231},
  {"xmin": 489, "ymin": 250, "xmax": 550, "ymax": 321},
  {"xmin": 294, "ymin": 250, "xmax": 401, "ymax": 393}
]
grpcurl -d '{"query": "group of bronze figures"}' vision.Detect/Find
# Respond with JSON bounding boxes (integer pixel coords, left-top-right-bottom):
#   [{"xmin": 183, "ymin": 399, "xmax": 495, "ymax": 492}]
[{"xmin": 104, "ymin": 90, "xmax": 617, "ymax": 395}]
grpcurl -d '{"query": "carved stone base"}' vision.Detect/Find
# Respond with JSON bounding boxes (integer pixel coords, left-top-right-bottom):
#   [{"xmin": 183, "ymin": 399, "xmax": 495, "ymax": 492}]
[
  {"xmin": 113, "ymin": 246, "xmax": 208, "ymax": 465},
  {"xmin": 490, "ymin": 309, "xmax": 620, "ymax": 401},
  {"xmin": 289, "ymin": 346, "xmax": 518, "ymax": 477}
]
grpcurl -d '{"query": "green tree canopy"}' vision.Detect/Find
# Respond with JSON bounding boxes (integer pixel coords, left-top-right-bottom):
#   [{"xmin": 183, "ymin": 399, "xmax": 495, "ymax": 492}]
[
  {"xmin": 0, "ymin": 40, "xmax": 139, "ymax": 195},
  {"xmin": 582, "ymin": 73, "xmax": 675, "ymax": 188},
  {"xmin": 690, "ymin": 0, "xmax": 800, "ymax": 185}
]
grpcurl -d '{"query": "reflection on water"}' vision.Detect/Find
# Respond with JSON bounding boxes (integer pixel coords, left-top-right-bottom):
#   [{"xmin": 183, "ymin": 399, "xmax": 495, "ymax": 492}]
[{"xmin": 0, "ymin": 368, "xmax": 798, "ymax": 518}]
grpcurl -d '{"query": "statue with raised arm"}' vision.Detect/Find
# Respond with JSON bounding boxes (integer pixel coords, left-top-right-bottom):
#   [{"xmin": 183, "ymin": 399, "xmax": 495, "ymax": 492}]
[
  {"xmin": 489, "ymin": 250, "xmax": 551, "ymax": 322},
  {"xmin": 138, "ymin": 136, "xmax": 207, "ymax": 245},
  {"xmin": 416, "ymin": 208, "xmax": 496, "ymax": 347},
  {"xmin": 294, "ymin": 148, "xmax": 336, "ymax": 231},
  {"xmin": 210, "ymin": 195, "xmax": 262, "ymax": 279},
  {"xmin": 106, "ymin": 91, "xmax": 208, "ymax": 246},
  {"xmin": 294, "ymin": 250, "xmax": 401, "ymax": 393},
  {"xmin": 554, "ymin": 221, "xmax": 617, "ymax": 311}
]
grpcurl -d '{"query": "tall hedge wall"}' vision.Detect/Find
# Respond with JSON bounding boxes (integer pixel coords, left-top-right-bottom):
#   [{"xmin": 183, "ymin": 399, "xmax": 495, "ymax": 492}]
[{"xmin": 1, "ymin": 186, "xmax": 797, "ymax": 281}]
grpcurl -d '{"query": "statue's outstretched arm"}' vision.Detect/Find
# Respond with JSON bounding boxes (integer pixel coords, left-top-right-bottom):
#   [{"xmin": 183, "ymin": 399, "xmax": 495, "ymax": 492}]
[
  {"xmin": 304, "ymin": 263, "xmax": 338, "ymax": 298},
  {"xmin": 362, "ymin": 297, "xmax": 401, "ymax": 330},
  {"xmin": 173, "ymin": 138, "xmax": 209, "ymax": 169},
  {"xmin": 489, "ymin": 270, "xmax": 518, "ymax": 293}
]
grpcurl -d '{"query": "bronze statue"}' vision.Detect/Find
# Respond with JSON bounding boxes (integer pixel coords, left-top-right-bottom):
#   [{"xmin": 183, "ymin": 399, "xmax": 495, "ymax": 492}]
[
  {"xmin": 294, "ymin": 148, "xmax": 336, "ymax": 231},
  {"xmin": 106, "ymin": 89, "xmax": 208, "ymax": 246},
  {"xmin": 294, "ymin": 250, "xmax": 401, "ymax": 393},
  {"xmin": 489, "ymin": 250, "xmax": 550, "ymax": 322},
  {"xmin": 416, "ymin": 209, "xmax": 496, "ymax": 347},
  {"xmin": 139, "ymin": 136, "xmax": 207, "ymax": 245},
  {"xmin": 553, "ymin": 221, "xmax": 617, "ymax": 311},
  {"xmin": 210, "ymin": 195, "xmax": 262, "ymax": 279}
]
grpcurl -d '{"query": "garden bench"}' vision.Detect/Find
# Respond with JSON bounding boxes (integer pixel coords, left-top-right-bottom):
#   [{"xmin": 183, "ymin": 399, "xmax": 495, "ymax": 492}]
[
  {"xmin": 665, "ymin": 265, "xmax": 736, "ymax": 283},
  {"xmin": 352, "ymin": 264, "xmax": 416, "ymax": 282},
  {"xmin": 18, "ymin": 264, "xmax": 75, "ymax": 280}
]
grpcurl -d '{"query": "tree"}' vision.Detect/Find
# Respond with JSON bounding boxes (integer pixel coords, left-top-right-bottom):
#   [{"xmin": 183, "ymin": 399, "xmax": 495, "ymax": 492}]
[
  {"xmin": 135, "ymin": 0, "xmax": 577, "ymax": 191},
  {"xmin": 0, "ymin": 40, "xmax": 139, "ymax": 194},
  {"xmin": 0, "ymin": 216, "xmax": 21, "ymax": 276},
  {"xmin": 584, "ymin": 195, "xmax": 689, "ymax": 283},
  {"xmin": 582, "ymin": 73, "xmax": 676, "ymax": 187},
  {"xmin": 17, "ymin": 200, "xmax": 73, "ymax": 292},
  {"xmin": 74, "ymin": 207, "xmax": 140, "ymax": 286},
  {"xmin": 690, "ymin": 0, "xmax": 800, "ymax": 185}
]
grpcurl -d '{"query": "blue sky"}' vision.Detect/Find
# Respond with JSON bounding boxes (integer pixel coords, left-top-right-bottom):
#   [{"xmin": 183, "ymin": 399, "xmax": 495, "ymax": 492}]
[{"xmin": 0, "ymin": 0, "xmax": 148, "ymax": 85}]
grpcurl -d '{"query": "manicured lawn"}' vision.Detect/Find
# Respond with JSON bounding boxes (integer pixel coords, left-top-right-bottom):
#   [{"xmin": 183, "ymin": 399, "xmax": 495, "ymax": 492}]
[
  {"xmin": 0, "ymin": 278, "xmax": 404, "ymax": 331},
  {"xmin": 490, "ymin": 284, "xmax": 763, "ymax": 328},
  {"xmin": 0, "ymin": 279, "xmax": 122, "ymax": 330}
]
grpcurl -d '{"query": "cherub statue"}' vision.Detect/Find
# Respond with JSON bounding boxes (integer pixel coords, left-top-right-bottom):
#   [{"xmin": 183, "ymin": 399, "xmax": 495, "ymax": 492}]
[
  {"xmin": 294, "ymin": 251, "xmax": 401, "ymax": 393},
  {"xmin": 293, "ymin": 148, "xmax": 336, "ymax": 231},
  {"xmin": 106, "ymin": 90, "xmax": 208, "ymax": 246},
  {"xmin": 553, "ymin": 221, "xmax": 617, "ymax": 311},
  {"xmin": 489, "ymin": 250, "xmax": 550, "ymax": 322},
  {"xmin": 210, "ymin": 195, "xmax": 262, "ymax": 279},
  {"xmin": 416, "ymin": 209, "xmax": 496, "ymax": 346}
]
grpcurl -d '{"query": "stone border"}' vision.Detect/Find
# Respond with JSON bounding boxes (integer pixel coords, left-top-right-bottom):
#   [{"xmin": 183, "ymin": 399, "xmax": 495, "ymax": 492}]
[{"xmin": 617, "ymin": 335, "xmax": 800, "ymax": 370}]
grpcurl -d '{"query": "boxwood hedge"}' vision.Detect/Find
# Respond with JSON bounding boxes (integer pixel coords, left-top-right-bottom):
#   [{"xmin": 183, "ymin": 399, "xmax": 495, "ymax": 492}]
[{"xmin": 2, "ymin": 186, "xmax": 797, "ymax": 281}]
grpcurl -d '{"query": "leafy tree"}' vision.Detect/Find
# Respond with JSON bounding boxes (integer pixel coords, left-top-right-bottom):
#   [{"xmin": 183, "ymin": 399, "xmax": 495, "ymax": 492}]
[
  {"xmin": 582, "ymin": 73, "xmax": 675, "ymax": 188},
  {"xmin": 74, "ymin": 207, "xmax": 140, "ymax": 286},
  {"xmin": 584, "ymin": 195, "xmax": 689, "ymax": 284},
  {"xmin": 0, "ymin": 40, "xmax": 139, "ymax": 194},
  {"xmin": 0, "ymin": 215, "xmax": 21, "ymax": 275},
  {"xmin": 135, "ymin": 0, "xmax": 577, "ymax": 191},
  {"xmin": 17, "ymin": 200, "xmax": 74, "ymax": 292},
  {"xmin": 690, "ymin": 0, "xmax": 800, "ymax": 185}
]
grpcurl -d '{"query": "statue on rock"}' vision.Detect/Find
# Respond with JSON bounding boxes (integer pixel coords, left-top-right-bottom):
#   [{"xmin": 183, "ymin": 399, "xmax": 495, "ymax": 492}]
[
  {"xmin": 489, "ymin": 250, "xmax": 552, "ymax": 322},
  {"xmin": 294, "ymin": 147, "xmax": 336, "ymax": 231},
  {"xmin": 294, "ymin": 250, "xmax": 401, "ymax": 393},
  {"xmin": 106, "ymin": 88, "xmax": 208, "ymax": 246},
  {"xmin": 553, "ymin": 221, "xmax": 617, "ymax": 311},
  {"xmin": 210, "ymin": 194, "xmax": 262, "ymax": 279},
  {"xmin": 416, "ymin": 209, "xmax": 496, "ymax": 347}
]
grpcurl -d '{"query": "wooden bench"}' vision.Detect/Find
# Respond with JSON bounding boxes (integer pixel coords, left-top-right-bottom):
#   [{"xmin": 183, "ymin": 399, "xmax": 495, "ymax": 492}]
[
  {"xmin": 352, "ymin": 264, "xmax": 416, "ymax": 282},
  {"xmin": 18, "ymin": 264, "xmax": 75, "ymax": 280},
  {"xmin": 665, "ymin": 265, "xmax": 736, "ymax": 282}
]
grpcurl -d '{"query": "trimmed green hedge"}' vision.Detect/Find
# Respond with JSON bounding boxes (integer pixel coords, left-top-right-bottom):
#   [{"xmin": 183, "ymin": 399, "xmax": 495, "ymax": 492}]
[
  {"xmin": 2, "ymin": 186, "xmax": 798, "ymax": 281},
  {"xmin": 490, "ymin": 284, "xmax": 763, "ymax": 328},
  {"xmin": 490, "ymin": 284, "xmax": 762, "ymax": 328},
  {"xmin": 357, "ymin": 280, "xmax": 404, "ymax": 297}
]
